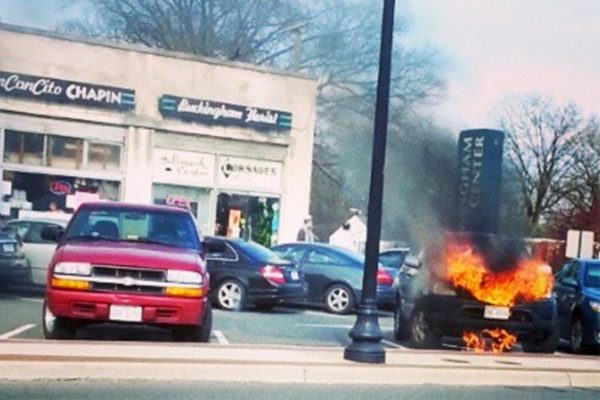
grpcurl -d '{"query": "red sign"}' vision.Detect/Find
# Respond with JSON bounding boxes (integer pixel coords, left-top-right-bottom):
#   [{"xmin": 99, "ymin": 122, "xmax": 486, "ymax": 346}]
[
  {"xmin": 166, "ymin": 195, "xmax": 190, "ymax": 209},
  {"xmin": 49, "ymin": 180, "xmax": 72, "ymax": 195}
]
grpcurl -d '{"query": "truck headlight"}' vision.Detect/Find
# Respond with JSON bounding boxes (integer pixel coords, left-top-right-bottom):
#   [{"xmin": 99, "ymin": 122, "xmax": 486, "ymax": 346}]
[
  {"xmin": 432, "ymin": 281, "xmax": 457, "ymax": 296},
  {"xmin": 589, "ymin": 301, "xmax": 600, "ymax": 313},
  {"xmin": 54, "ymin": 262, "xmax": 91, "ymax": 276},
  {"xmin": 166, "ymin": 270, "xmax": 203, "ymax": 285}
]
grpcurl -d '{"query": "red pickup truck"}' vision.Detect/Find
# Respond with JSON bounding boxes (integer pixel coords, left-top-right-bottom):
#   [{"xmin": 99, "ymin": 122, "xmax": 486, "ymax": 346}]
[{"xmin": 41, "ymin": 202, "xmax": 219, "ymax": 342}]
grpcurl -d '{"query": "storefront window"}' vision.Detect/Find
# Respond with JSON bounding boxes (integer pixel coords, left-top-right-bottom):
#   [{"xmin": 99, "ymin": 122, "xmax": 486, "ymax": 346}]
[
  {"xmin": 3, "ymin": 130, "xmax": 44, "ymax": 166},
  {"xmin": 2, "ymin": 170, "xmax": 120, "ymax": 217},
  {"xmin": 87, "ymin": 142, "xmax": 121, "ymax": 172},
  {"xmin": 153, "ymin": 184, "xmax": 211, "ymax": 235},
  {"xmin": 47, "ymin": 136, "xmax": 83, "ymax": 170},
  {"xmin": 216, "ymin": 193, "xmax": 280, "ymax": 247}
]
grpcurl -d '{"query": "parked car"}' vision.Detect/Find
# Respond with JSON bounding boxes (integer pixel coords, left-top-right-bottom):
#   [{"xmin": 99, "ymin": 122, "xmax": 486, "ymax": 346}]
[
  {"xmin": 7, "ymin": 218, "xmax": 68, "ymax": 286},
  {"xmin": 0, "ymin": 225, "xmax": 29, "ymax": 286},
  {"xmin": 554, "ymin": 258, "xmax": 600, "ymax": 354},
  {"xmin": 393, "ymin": 238, "xmax": 559, "ymax": 353},
  {"xmin": 271, "ymin": 243, "xmax": 395, "ymax": 314},
  {"xmin": 379, "ymin": 247, "xmax": 410, "ymax": 272},
  {"xmin": 41, "ymin": 202, "xmax": 218, "ymax": 342},
  {"xmin": 205, "ymin": 236, "xmax": 306, "ymax": 311}
]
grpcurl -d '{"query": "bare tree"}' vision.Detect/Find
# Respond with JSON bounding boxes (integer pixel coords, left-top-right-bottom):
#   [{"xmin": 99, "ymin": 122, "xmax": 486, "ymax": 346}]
[
  {"xmin": 61, "ymin": 0, "xmax": 446, "ymax": 239},
  {"xmin": 496, "ymin": 95, "xmax": 596, "ymax": 232},
  {"xmin": 550, "ymin": 124, "xmax": 600, "ymax": 238}
]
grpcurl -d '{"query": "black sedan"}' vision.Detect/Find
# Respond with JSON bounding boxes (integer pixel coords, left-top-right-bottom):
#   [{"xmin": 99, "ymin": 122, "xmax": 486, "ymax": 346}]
[
  {"xmin": 204, "ymin": 237, "xmax": 307, "ymax": 311},
  {"xmin": 271, "ymin": 243, "xmax": 395, "ymax": 314}
]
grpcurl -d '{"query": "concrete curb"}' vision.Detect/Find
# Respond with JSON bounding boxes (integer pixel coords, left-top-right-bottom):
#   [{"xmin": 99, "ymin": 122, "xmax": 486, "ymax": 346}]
[
  {"xmin": 1, "ymin": 360, "xmax": 599, "ymax": 387},
  {"xmin": 1, "ymin": 341, "xmax": 598, "ymax": 387}
]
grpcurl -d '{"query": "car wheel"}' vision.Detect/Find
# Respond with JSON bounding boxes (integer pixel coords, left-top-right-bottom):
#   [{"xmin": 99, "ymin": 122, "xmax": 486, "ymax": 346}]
[
  {"xmin": 173, "ymin": 301, "xmax": 212, "ymax": 343},
  {"xmin": 408, "ymin": 309, "xmax": 441, "ymax": 349},
  {"xmin": 215, "ymin": 279, "xmax": 246, "ymax": 311},
  {"xmin": 324, "ymin": 284, "xmax": 355, "ymax": 314},
  {"xmin": 522, "ymin": 327, "xmax": 559, "ymax": 354},
  {"xmin": 393, "ymin": 300, "xmax": 409, "ymax": 341},
  {"xmin": 42, "ymin": 301, "xmax": 76, "ymax": 340},
  {"xmin": 569, "ymin": 316, "xmax": 590, "ymax": 354}
]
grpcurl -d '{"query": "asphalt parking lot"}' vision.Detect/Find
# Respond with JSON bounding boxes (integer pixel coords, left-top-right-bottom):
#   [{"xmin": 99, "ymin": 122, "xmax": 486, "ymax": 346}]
[{"xmin": 0, "ymin": 288, "xmax": 576, "ymax": 355}]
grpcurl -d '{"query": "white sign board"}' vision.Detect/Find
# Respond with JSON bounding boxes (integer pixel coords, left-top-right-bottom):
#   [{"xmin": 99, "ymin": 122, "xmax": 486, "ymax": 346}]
[
  {"xmin": 153, "ymin": 148, "xmax": 215, "ymax": 187},
  {"xmin": 218, "ymin": 156, "xmax": 282, "ymax": 193},
  {"xmin": 581, "ymin": 231, "xmax": 595, "ymax": 258},
  {"xmin": 0, "ymin": 201, "xmax": 10, "ymax": 216},
  {"xmin": 566, "ymin": 230, "xmax": 595, "ymax": 258},
  {"xmin": 66, "ymin": 192, "xmax": 101, "ymax": 211},
  {"xmin": 1, "ymin": 181, "xmax": 12, "ymax": 197}
]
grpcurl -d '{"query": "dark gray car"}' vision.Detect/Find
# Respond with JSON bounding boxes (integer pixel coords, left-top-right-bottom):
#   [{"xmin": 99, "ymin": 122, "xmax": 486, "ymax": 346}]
[{"xmin": 272, "ymin": 243, "xmax": 395, "ymax": 314}]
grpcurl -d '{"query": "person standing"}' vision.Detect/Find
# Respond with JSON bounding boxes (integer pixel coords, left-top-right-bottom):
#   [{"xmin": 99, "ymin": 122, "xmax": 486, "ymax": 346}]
[{"xmin": 297, "ymin": 215, "xmax": 316, "ymax": 242}]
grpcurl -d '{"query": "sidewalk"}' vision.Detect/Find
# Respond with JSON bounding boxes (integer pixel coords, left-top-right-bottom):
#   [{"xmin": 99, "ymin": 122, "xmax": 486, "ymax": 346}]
[{"xmin": 0, "ymin": 340, "xmax": 598, "ymax": 387}]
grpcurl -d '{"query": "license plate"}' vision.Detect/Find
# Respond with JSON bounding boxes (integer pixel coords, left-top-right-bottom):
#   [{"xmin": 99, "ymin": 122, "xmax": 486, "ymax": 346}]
[
  {"xmin": 109, "ymin": 305, "xmax": 142, "ymax": 322},
  {"xmin": 2, "ymin": 243, "xmax": 15, "ymax": 253},
  {"xmin": 484, "ymin": 305, "xmax": 510, "ymax": 320},
  {"xmin": 290, "ymin": 270, "xmax": 299, "ymax": 280}
]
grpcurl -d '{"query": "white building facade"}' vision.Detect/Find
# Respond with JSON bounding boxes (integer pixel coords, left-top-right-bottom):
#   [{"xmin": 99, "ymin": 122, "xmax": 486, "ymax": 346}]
[{"xmin": 0, "ymin": 24, "xmax": 317, "ymax": 245}]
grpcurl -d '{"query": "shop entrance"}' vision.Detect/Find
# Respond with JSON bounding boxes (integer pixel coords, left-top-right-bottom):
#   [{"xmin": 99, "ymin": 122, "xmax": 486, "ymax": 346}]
[
  {"xmin": 153, "ymin": 184, "xmax": 211, "ymax": 235},
  {"xmin": 215, "ymin": 193, "xmax": 280, "ymax": 247}
]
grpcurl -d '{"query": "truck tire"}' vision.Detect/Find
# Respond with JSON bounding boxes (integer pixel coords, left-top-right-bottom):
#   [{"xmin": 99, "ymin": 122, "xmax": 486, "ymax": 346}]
[
  {"xmin": 42, "ymin": 301, "xmax": 76, "ymax": 340},
  {"xmin": 522, "ymin": 329, "xmax": 559, "ymax": 353},
  {"xmin": 173, "ymin": 301, "xmax": 212, "ymax": 343},
  {"xmin": 408, "ymin": 309, "xmax": 441, "ymax": 349},
  {"xmin": 393, "ymin": 300, "xmax": 409, "ymax": 341}
]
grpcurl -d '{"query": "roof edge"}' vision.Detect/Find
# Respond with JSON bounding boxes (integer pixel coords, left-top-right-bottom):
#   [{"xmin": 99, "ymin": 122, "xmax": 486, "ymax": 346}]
[{"xmin": 0, "ymin": 22, "xmax": 317, "ymax": 83}]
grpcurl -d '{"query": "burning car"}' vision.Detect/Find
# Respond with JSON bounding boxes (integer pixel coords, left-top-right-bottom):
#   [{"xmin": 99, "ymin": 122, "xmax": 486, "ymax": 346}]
[{"xmin": 392, "ymin": 233, "xmax": 559, "ymax": 353}]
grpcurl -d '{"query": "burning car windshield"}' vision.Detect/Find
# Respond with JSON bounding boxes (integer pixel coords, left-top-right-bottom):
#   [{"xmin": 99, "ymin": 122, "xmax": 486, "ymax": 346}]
[
  {"xmin": 585, "ymin": 263, "xmax": 600, "ymax": 288},
  {"xmin": 65, "ymin": 208, "xmax": 200, "ymax": 251}
]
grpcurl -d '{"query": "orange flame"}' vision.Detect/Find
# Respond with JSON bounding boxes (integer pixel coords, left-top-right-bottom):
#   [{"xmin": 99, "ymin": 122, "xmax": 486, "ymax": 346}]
[
  {"xmin": 463, "ymin": 329, "xmax": 517, "ymax": 354},
  {"xmin": 444, "ymin": 242, "xmax": 553, "ymax": 307}
]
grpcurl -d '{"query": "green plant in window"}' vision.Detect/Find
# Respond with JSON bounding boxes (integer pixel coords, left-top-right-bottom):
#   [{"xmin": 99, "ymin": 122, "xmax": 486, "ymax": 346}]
[{"xmin": 252, "ymin": 201, "xmax": 273, "ymax": 247}]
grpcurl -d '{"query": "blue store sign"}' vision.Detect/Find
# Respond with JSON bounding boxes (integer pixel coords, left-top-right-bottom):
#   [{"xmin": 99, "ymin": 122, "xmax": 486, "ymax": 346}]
[
  {"xmin": 0, "ymin": 70, "xmax": 135, "ymax": 111},
  {"xmin": 159, "ymin": 94, "xmax": 292, "ymax": 132}
]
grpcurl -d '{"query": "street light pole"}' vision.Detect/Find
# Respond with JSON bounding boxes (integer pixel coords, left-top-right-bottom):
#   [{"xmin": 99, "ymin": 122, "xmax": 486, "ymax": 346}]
[{"xmin": 344, "ymin": 0, "xmax": 395, "ymax": 364}]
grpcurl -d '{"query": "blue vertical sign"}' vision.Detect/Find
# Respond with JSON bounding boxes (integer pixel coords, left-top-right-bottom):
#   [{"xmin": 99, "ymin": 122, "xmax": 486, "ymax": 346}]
[{"xmin": 457, "ymin": 129, "xmax": 505, "ymax": 233}]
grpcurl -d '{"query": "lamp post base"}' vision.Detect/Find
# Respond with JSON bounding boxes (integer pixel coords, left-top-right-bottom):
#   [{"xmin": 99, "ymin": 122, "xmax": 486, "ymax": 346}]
[{"xmin": 344, "ymin": 302, "xmax": 385, "ymax": 364}]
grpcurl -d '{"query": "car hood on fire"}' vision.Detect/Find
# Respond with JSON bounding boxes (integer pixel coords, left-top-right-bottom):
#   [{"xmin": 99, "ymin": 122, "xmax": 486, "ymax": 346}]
[{"xmin": 54, "ymin": 241, "xmax": 203, "ymax": 271}]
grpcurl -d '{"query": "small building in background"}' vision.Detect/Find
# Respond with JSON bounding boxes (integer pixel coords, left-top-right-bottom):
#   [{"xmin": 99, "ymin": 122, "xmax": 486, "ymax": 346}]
[{"xmin": 329, "ymin": 215, "xmax": 366, "ymax": 253}]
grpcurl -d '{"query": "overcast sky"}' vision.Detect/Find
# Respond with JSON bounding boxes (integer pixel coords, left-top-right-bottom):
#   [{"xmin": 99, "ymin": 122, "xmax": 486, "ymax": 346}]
[
  {"xmin": 402, "ymin": 0, "xmax": 600, "ymax": 131},
  {"xmin": 1, "ymin": 0, "xmax": 598, "ymax": 132}
]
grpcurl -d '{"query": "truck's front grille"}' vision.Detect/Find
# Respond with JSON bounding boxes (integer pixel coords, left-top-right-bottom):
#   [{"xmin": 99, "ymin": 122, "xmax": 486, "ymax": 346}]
[
  {"xmin": 93, "ymin": 266, "xmax": 165, "ymax": 282},
  {"xmin": 90, "ymin": 265, "xmax": 166, "ymax": 295},
  {"xmin": 91, "ymin": 282, "xmax": 164, "ymax": 295}
]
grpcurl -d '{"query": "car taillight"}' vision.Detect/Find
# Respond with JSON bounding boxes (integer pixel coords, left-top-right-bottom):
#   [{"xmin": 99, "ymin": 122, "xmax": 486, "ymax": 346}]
[
  {"xmin": 377, "ymin": 268, "xmax": 393, "ymax": 286},
  {"xmin": 260, "ymin": 265, "xmax": 286, "ymax": 286}
]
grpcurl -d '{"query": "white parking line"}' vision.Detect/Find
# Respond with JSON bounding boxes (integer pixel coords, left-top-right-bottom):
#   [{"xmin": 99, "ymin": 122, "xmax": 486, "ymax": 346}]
[
  {"xmin": 303, "ymin": 311, "xmax": 353, "ymax": 319},
  {"xmin": 0, "ymin": 324, "xmax": 36, "ymax": 339},
  {"xmin": 382, "ymin": 339, "xmax": 407, "ymax": 349},
  {"xmin": 296, "ymin": 323, "xmax": 354, "ymax": 328},
  {"xmin": 17, "ymin": 297, "xmax": 44, "ymax": 304},
  {"xmin": 212, "ymin": 330, "xmax": 229, "ymax": 345}
]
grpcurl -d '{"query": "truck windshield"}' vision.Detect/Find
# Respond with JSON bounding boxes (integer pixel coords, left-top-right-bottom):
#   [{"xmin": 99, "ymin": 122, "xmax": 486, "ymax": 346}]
[{"xmin": 65, "ymin": 208, "xmax": 200, "ymax": 251}]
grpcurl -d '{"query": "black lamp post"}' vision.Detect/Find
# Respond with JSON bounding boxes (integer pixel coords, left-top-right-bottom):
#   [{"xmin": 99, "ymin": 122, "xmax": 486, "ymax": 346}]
[{"xmin": 344, "ymin": 0, "xmax": 395, "ymax": 364}]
